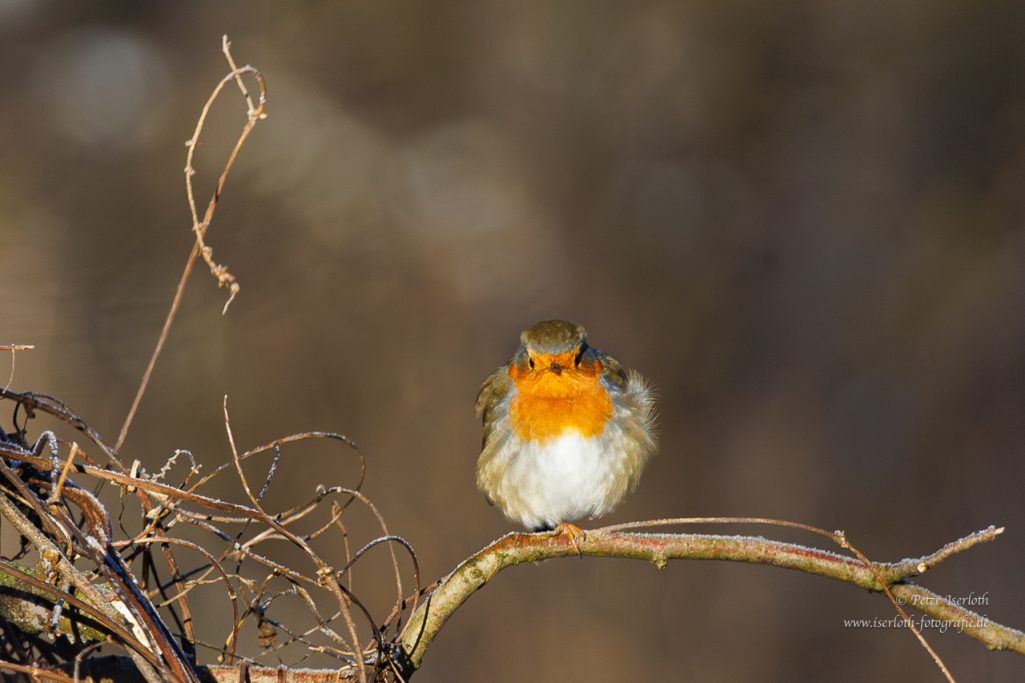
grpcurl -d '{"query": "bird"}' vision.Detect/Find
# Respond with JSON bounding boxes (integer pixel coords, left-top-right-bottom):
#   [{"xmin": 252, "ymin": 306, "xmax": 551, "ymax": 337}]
[{"xmin": 475, "ymin": 320, "xmax": 657, "ymax": 541}]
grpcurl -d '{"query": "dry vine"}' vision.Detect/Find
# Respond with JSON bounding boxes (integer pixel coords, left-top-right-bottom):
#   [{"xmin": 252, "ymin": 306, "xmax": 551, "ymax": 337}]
[
  {"xmin": 0, "ymin": 389, "xmax": 422, "ymax": 683},
  {"xmin": 0, "ymin": 37, "xmax": 1022, "ymax": 683}
]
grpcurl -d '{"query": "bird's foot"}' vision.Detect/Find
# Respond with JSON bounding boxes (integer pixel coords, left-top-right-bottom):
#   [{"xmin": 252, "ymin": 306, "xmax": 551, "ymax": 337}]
[{"xmin": 551, "ymin": 522, "xmax": 585, "ymax": 557}]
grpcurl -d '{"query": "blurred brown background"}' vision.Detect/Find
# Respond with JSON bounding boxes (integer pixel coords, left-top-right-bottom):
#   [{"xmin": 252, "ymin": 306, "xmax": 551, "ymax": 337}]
[{"xmin": 2, "ymin": 1, "xmax": 1024, "ymax": 680}]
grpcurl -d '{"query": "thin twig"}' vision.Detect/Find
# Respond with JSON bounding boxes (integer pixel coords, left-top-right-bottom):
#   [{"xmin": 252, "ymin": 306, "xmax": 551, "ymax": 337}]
[
  {"xmin": 836, "ymin": 529, "xmax": 955, "ymax": 682},
  {"xmin": 114, "ymin": 37, "xmax": 267, "ymax": 455},
  {"xmin": 1, "ymin": 344, "xmax": 32, "ymax": 393},
  {"xmin": 599, "ymin": 516, "xmax": 956, "ymax": 681},
  {"xmin": 46, "ymin": 442, "xmax": 79, "ymax": 506},
  {"xmin": 222, "ymin": 397, "xmax": 370, "ymax": 683},
  {"xmin": 0, "ymin": 659, "xmax": 74, "ymax": 683}
]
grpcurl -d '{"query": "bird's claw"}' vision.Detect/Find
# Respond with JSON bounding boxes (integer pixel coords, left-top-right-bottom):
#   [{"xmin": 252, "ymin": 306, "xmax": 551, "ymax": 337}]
[{"xmin": 552, "ymin": 522, "xmax": 586, "ymax": 557}]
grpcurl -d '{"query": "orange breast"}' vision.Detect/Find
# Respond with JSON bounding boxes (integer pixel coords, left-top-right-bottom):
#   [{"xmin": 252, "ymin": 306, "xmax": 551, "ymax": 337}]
[{"xmin": 507, "ymin": 352, "xmax": 613, "ymax": 442}]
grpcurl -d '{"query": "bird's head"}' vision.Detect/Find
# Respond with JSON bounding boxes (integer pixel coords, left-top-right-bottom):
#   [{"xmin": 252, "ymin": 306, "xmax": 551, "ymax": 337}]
[{"xmin": 507, "ymin": 320, "xmax": 604, "ymax": 398}]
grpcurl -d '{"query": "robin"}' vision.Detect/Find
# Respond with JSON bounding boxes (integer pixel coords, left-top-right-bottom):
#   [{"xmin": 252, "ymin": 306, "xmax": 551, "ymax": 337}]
[{"xmin": 475, "ymin": 320, "xmax": 657, "ymax": 539}]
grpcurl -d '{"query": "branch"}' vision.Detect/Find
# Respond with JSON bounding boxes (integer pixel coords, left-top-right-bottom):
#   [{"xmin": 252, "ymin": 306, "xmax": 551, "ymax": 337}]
[{"xmin": 398, "ymin": 525, "xmax": 1024, "ymax": 672}]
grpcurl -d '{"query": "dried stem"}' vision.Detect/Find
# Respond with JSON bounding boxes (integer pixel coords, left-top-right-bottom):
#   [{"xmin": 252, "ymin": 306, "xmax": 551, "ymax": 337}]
[
  {"xmin": 114, "ymin": 36, "xmax": 266, "ymax": 455},
  {"xmin": 1, "ymin": 344, "xmax": 32, "ymax": 393}
]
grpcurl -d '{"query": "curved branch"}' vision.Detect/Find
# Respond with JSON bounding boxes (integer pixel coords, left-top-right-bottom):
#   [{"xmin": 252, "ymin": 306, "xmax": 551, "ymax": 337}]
[{"xmin": 398, "ymin": 525, "xmax": 1024, "ymax": 672}]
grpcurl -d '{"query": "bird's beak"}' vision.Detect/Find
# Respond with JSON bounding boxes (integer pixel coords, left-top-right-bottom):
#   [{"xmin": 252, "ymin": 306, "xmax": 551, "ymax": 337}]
[{"xmin": 549, "ymin": 363, "xmax": 563, "ymax": 376}]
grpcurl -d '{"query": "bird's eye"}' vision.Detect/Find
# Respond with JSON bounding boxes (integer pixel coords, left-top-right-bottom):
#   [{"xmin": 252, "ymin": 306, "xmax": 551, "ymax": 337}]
[
  {"xmin": 574, "ymin": 346, "xmax": 586, "ymax": 367},
  {"xmin": 527, "ymin": 357, "xmax": 535, "ymax": 370}
]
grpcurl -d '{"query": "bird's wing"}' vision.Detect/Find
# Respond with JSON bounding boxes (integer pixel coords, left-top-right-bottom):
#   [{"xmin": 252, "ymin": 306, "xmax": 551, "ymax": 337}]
[
  {"xmin": 475, "ymin": 365, "xmax": 512, "ymax": 447},
  {"xmin": 595, "ymin": 349, "xmax": 629, "ymax": 391}
]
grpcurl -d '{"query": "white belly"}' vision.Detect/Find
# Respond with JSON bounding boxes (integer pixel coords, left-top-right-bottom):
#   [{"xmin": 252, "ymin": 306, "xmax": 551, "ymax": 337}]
[{"xmin": 491, "ymin": 430, "xmax": 630, "ymax": 530}]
